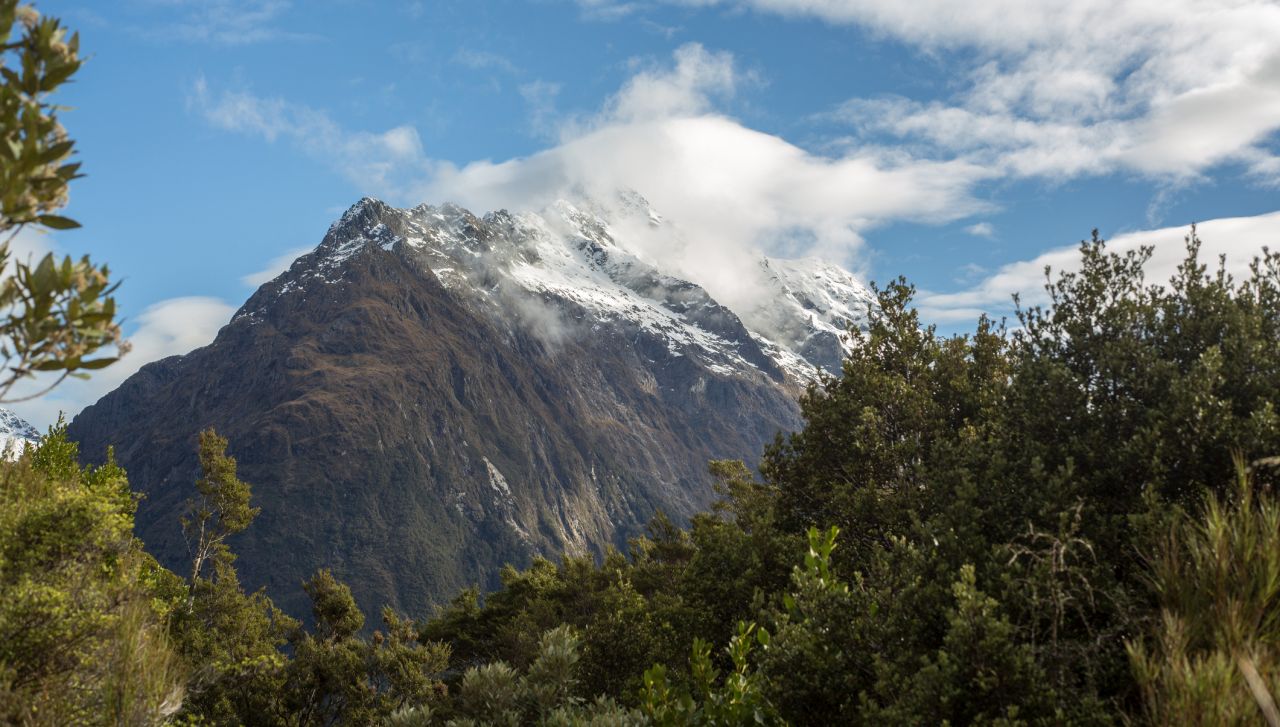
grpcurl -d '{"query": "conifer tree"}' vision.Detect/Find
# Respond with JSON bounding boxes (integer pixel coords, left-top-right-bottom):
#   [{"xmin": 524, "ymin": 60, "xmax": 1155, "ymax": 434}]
[{"xmin": 183, "ymin": 428, "xmax": 260, "ymax": 585}]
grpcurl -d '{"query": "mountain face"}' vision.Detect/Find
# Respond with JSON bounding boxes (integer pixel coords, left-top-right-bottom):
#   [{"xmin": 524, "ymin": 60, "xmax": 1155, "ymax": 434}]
[
  {"xmin": 68, "ymin": 193, "xmax": 874, "ymax": 620},
  {"xmin": 0, "ymin": 408, "xmax": 39, "ymax": 457}
]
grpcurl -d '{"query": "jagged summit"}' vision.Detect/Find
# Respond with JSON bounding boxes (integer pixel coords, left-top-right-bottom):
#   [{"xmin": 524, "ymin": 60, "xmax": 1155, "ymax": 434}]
[
  {"xmin": 248, "ymin": 192, "xmax": 873, "ymax": 380},
  {"xmin": 0, "ymin": 408, "xmax": 39, "ymax": 456}
]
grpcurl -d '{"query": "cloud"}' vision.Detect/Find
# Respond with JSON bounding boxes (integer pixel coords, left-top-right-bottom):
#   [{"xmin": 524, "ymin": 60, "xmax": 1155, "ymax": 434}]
[
  {"xmin": 137, "ymin": 0, "xmax": 310, "ymax": 45},
  {"xmin": 917, "ymin": 210, "xmax": 1280, "ymax": 324},
  {"xmin": 519, "ymin": 80, "xmax": 563, "ymax": 139},
  {"xmin": 412, "ymin": 44, "xmax": 992, "ymax": 314},
  {"xmin": 964, "ymin": 222, "xmax": 995, "ymax": 238},
  {"xmin": 597, "ymin": 43, "xmax": 741, "ymax": 125},
  {"xmin": 581, "ymin": 0, "xmax": 1280, "ymax": 186},
  {"xmin": 241, "ymin": 246, "xmax": 311, "ymax": 287},
  {"xmin": 7, "ymin": 296, "xmax": 236, "ymax": 429},
  {"xmin": 451, "ymin": 49, "xmax": 521, "ymax": 75},
  {"xmin": 574, "ymin": 0, "xmax": 647, "ymax": 20},
  {"xmin": 758, "ymin": 0, "xmax": 1280, "ymax": 185},
  {"xmin": 189, "ymin": 76, "xmax": 433, "ymax": 198},
  {"xmin": 2, "ymin": 226, "xmax": 58, "ymax": 277},
  {"xmin": 192, "ymin": 42, "xmax": 994, "ymax": 327},
  {"xmin": 198, "ymin": 43, "xmax": 997, "ymax": 325}
]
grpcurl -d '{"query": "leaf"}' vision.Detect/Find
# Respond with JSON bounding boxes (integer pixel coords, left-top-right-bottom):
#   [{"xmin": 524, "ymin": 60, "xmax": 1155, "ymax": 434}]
[
  {"xmin": 77, "ymin": 357, "xmax": 117, "ymax": 370},
  {"xmin": 39, "ymin": 61, "xmax": 79, "ymax": 93},
  {"xmin": 36, "ymin": 214, "xmax": 80, "ymax": 230},
  {"xmin": 37, "ymin": 139, "xmax": 74, "ymax": 164}
]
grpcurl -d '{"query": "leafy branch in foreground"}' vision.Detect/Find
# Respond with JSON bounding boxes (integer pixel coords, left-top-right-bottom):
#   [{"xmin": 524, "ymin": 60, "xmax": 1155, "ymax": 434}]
[{"xmin": 0, "ymin": 1, "xmax": 124, "ymax": 402}]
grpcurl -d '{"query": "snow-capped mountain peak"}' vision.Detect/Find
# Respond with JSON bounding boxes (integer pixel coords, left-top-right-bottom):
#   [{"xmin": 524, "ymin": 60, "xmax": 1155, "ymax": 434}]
[
  {"xmin": 249, "ymin": 192, "xmax": 873, "ymax": 383},
  {"xmin": 0, "ymin": 408, "xmax": 39, "ymax": 457}
]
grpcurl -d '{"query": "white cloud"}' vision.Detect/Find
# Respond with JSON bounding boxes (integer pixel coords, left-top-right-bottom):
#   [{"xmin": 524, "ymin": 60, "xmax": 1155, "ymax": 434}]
[
  {"xmin": 586, "ymin": 0, "xmax": 1280, "ymax": 185},
  {"xmin": 410, "ymin": 44, "xmax": 992, "ymax": 314},
  {"xmin": 190, "ymin": 76, "xmax": 433, "ymax": 199},
  {"xmin": 917, "ymin": 210, "xmax": 1280, "ymax": 324},
  {"xmin": 597, "ymin": 43, "xmax": 741, "ymax": 125},
  {"xmin": 193, "ymin": 44, "xmax": 995, "ymax": 314},
  {"xmin": 420, "ymin": 116, "xmax": 992, "ymax": 304},
  {"xmin": 2, "ymin": 226, "xmax": 58, "ymax": 276},
  {"xmin": 964, "ymin": 222, "xmax": 995, "ymax": 238},
  {"xmin": 7, "ymin": 296, "xmax": 236, "ymax": 429},
  {"xmin": 837, "ymin": 1, "xmax": 1280, "ymax": 183},
  {"xmin": 241, "ymin": 246, "xmax": 311, "ymax": 287}
]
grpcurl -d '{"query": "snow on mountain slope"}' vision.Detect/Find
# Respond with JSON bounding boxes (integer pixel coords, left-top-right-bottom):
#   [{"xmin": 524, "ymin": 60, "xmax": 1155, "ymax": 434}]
[
  {"xmin": 0, "ymin": 408, "xmax": 39, "ymax": 457},
  {"xmin": 246, "ymin": 191, "xmax": 874, "ymax": 382},
  {"xmin": 747, "ymin": 256, "xmax": 876, "ymax": 375}
]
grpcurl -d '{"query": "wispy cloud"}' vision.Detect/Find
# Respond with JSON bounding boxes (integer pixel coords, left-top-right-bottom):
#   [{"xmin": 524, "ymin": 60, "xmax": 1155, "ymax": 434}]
[
  {"xmin": 574, "ymin": 0, "xmax": 648, "ymax": 21},
  {"xmin": 917, "ymin": 210, "xmax": 1280, "ymax": 324},
  {"xmin": 451, "ymin": 49, "xmax": 521, "ymax": 75},
  {"xmin": 189, "ymin": 76, "xmax": 433, "ymax": 198},
  {"xmin": 767, "ymin": 0, "xmax": 1280, "ymax": 186},
  {"xmin": 519, "ymin": 80, "xmax": 563, "ymax": 139},
  {"xmin": 241, "ymin": 246, "xmax": 312, "ymax": 287},
  {"xmin": 136, "ymin": 0, "xmax": 314, "ymax": 45}
]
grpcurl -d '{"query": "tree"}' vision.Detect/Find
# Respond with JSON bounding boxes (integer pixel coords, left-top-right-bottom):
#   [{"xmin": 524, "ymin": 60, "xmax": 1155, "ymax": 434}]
[
  {"xmin": 167, "ymin": 429, "xmax": 297, "ymax": 724},
  {"xmin": 0, "ymin": 424, "xmax": 184, "ymax": 725},
  {"xmin": 0, "ymin": 1, "xmax": 124, "ymax": 402},
  {"xmin": 183, "ymin": 429, "xmax": 260, "ymax": 585},
  {"xmin": 283, "ymin": 570, "xmax": 450, "ymax": 725},
  {"xmin": 438, "ymin": 625, "xmax": 643, "ymax": 726}
]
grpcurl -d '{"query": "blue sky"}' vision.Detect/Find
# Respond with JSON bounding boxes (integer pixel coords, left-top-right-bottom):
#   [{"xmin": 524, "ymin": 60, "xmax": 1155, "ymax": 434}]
[{"xmin": 14, "ymin": 0, "xmax": 1280, "ymax": 425}]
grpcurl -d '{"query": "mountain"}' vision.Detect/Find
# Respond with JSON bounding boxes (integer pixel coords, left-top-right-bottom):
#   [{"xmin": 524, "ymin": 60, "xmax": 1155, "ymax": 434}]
[
  {"xmin": 0, "ymin": 408, "xmax": 40, "ymax": 457},
  {"xmin": 67, "ymin": 193, "xmax": 874, "ymax": 620}
]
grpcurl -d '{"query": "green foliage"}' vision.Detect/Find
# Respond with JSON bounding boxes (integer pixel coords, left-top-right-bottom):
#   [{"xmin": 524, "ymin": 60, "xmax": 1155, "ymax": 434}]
[
  {"xmin": 441, "ymin": 625, "xmax": 644, "ymax": 726},
  {"xmin": 1128, "ymin": 457, "xmax": 1280, "ymax": 724},
  {"xmin": 422, "ymin": 546, "xmax": 696, "ymax": 702},
  {"xmin": 285, "ymin": 599, "xmax": 449, "ymax": 725},
  {"xmin": 0, "ymin": 424, "xmax": 183, "ymax": 725},
  {"xmin": 641, "ymin": 621, "xmax": 781, "ymax": 726},
  {"xmin": 165, "ymin": 432, "xmax": 453, "ymax": 726},
  {"xmin": 865, "ymin": 565, "xmax": 1051, "ymax": 725},
  {"xmin": 168, "ymin": 558, "xmax": 296, "ymax": 724},
  {"xmin": 305, "ymin": 569, "xmax": 365, "ymax": 641},
  {"xmin": 0, "ymin": 1, "xmax": 123, "ymax": 401}
]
